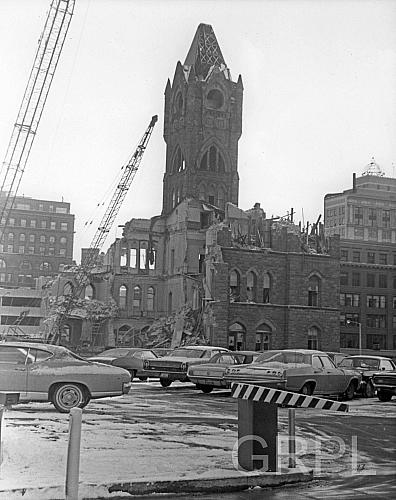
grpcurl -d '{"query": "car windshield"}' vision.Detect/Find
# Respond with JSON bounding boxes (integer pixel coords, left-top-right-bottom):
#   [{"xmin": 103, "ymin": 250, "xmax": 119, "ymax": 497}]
[
  {"xmin": 340, "ymin": 357, "xmax": 380, "ymax": 369},
  {"xmin": 255, "ymin": 352, "xmax": 284, "ymax": 363},
  {"xmin": 168, "ymin": 349, "xmax": 205, "ymax": 358},
  {"xmin": 99, "ymin": 348, "xmax": 131, "ymax": 357}
]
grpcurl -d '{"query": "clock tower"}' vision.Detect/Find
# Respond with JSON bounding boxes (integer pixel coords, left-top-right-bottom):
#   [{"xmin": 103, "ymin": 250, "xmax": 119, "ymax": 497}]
[{"xmin": 162, "ymin": 24, "xmax": 243, "ymax": 215}]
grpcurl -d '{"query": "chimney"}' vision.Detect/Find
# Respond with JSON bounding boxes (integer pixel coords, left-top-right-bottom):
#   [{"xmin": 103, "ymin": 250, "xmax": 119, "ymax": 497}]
[{"xmin": 352, "ymin": 173, "xmax": 356, "ymax": 191}]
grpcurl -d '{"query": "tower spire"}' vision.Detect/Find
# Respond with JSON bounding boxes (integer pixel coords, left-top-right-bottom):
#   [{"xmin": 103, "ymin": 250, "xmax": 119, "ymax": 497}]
[{"xmin": 184, "ymin": 23, "xmax": 228, "ymax": 80}]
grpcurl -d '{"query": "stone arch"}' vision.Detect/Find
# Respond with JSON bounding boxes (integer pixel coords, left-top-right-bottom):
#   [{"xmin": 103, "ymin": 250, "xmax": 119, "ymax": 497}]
[
  {"xmin": 172, "ymin": 145, "xmax": 186, "ymax": 173},
  {"xmin": 307, "ymin": 324, "xmax": 321, "ymax": 349},
  {"xmin": 119, "ymin": 284, "xmax": 128, "ymax": 310},
  {"xmin": 228, "ymin": 321, "xmax": 246, "ymax": 351},
  {"xmin": 197, "ymin": 138, "xmax": 231, "ymax": 173}
]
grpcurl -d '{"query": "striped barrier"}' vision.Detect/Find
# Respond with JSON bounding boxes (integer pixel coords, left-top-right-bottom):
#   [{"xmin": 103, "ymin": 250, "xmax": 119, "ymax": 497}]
[
  {"xmin": 231, "ymin": 383, "xmax": 349, "ymax": 412},
  {"xmin": 231, "ymin": 383, "xmax": 349, "ymax": 473}
]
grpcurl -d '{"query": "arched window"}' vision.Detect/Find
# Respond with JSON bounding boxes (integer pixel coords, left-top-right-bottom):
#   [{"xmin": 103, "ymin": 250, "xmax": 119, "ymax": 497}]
[
  {"xmin": 263, "ymin": 273, "xmax": 271, "ymax": 303},
  {"xmin": 120, "ymin": 242, "xmax": 128, "ymax": 267},
  {"xmin": 133, "ymin": 285, "xmax": 141, "ymax": 308},
  {"xmin": 206, "ymin": 89, "xmax": 224, "ymax": 109},
  {"xmin": 217, "ymin": 187, "xmax": 225, "ymax": 209},
  {"xmin": 147, "ymin": 286, "xmax": 155, "ymax": 311},
  {"xmin": 256, "ymin": 324, "xmax": 272, "ymax": 351},
  {"xmin": 229, "ymin": 270, "xmax": 241, "ymax": 302},
  {"xmin": 208, "ymin": 185, "xmax": 215, "ymax": 205},
  {"xmin": 172, "ymin": 146, "xmax": 186, "ymax": 173},
  {"xmin": 199, "ymin": 183, "xmax": 206, "ymax": 201},
  {"xmin": 308, "ymin": 275, "xmax": 320, "ymax": 307},
  {"xmin": 8, "ymin": 232, "xmax": 14, "ymax": 241},
  {"xmin": 119, "ymin": 285, "xmax": 127, "ymax": 309},
  {"xmin": 199, "ymin": 146, "xmax": 226, "ymax": 172},
  {"xmin": 308, "ymin": 326, "xmax": 319, "ymax": 349},
  {"xmin": 117, "ymin": 324, "xmax": 132, "ymax": 345},
  {"xmin": 228, "ymin": 322, "xmax": 246, "ymax": 351},
  {"xmin": 63, "ymin": 282, "xmax": 73, "ymax": 295},
  {"xmin": 40, "ymin": 261, "xmax": 52, "ymax": 271},
  {"xmin": 19, "ymin": 233, "xmax": 26, "ymax": 242},
  {"xmin": 85, "ymin": 284, "xmax": 94, "ymax": 300},
  {"xmin": 0, "ymin": 259, "xmax": 6, "ymax": 269},
  {"xmin": 172, "ymin": 189, "xmax": 176, "ymax": 208},
  {"xmin": 148, "ymin": 245, "xmax": 156, "ymax": 270},
  {"xmin": 246, "ymin": 271, "xmax": 257, "ymax": 302}
]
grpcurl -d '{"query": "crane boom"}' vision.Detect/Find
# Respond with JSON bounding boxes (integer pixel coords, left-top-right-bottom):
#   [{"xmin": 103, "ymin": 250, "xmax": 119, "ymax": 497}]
[
  {"xmin": 47, "ymin": 115, "xmax": 158, "ymax": 343},
  {"xmin": 79, "ymin": 114, "xmax": 158, "ymax": 278},
  {"xmin": 0, "ymin": 0, "xmax": 75, "ymax": 239}
]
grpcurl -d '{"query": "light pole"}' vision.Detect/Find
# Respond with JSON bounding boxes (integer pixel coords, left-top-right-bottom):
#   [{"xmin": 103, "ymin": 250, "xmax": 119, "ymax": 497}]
[{"xmin": 346, "ymin": 319, "xmax": 362, "ymax": 355}]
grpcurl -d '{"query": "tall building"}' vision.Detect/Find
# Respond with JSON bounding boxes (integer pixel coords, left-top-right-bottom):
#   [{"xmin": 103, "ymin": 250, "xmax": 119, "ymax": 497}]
[
  {"xmin": 162, "ymin": 23, "xmax": 242, "ymax": 215},
  {"xmin": 0, "ymin": 193, "xmax": 75, "ymax": 288},
  {"xmin": 73, "ymin": 23, "xmax": 340, "ymax": 352},
  {"xmin": 324, "ymin": 163, "xmax": 396, "ymax": 352}
]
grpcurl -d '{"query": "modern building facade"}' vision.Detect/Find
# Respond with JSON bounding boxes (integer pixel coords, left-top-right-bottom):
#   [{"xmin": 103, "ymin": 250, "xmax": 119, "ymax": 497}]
[
  {"xmin": 0, "ymin": 193, "xmax": 74, "ymax": 288},
  {"xmin": 0, "ymin": 286, "xmax": 45, "ymax": 339},
  {"xmin": 324, "ymin": 165, "xmax": 396, "ymax": 352}
]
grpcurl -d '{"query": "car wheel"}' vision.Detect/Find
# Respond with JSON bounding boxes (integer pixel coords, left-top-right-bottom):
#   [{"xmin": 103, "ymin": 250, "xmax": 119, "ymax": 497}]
[
  {"xmin": 377, "ymin": 390, "xmax": 392, "ymax": 402},
  {"xmin": 138, "ymin": 376, "xmax": 148, "ymax": 382},
  {"xmin": 364, "ymin": 380, "xmax": 375, "ymax": 398},
  {"xmin": 160, "ymin": 378, "xmax": 172, "ymax": 388},
  {"xmin": 344, "ymin": 381, "xmax": 356, "ymax": 401},
  {"xmin": 51, "ymin": 383, "xmax": 86, "ymax": 413},
  {"xmin": 300, "ymin": 383, "xmax": 313, "ymax": 396}
]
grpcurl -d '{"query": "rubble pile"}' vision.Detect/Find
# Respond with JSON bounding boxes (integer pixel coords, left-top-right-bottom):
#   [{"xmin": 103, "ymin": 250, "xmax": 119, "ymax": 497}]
[{"xmin": 142, "ymin": 306, "xmax": 207, "ymax": 348}]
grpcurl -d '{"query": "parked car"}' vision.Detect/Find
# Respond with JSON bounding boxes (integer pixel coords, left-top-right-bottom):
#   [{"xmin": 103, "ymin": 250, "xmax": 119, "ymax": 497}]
[
  {"xmin": 187, "ymin": 351, "xmax": 260, "ymax": 393},
  {"xmin": 338, "ymin": 355, "xmax": 396, "ymax": 397},
  {"xmin": 143, "ymin": 345, "xmax": 229, "ymax": 387},
  {"xmin": 372, "ymin": 370, "xmax": 396, "ymax": 402},
  {"xmin": 88, "ymin": 347, "xmax": 159, "ymax": 380},
  {"xmin": 223, "ymin": 349, "xmax": 361, "ymax": 399},
  {"xmin": 0, "ymin": 342, "xmax": 132, "ymax": 413},
  {"xmin": 327, "ymin": 351, "xmax": 348, "ymax": 367}
]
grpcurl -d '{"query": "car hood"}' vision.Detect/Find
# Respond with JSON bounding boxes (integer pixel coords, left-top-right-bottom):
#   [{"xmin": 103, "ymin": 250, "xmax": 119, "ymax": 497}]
[{"xmin": 87, "ymin": 356, "xmax": 117, "ymax": 364}]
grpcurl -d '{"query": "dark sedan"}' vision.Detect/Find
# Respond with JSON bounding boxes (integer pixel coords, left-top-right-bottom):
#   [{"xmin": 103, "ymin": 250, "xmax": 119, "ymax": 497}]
[
  {"xmin": 338, "ymin": 355, "xmax": 396, "ymax": 397},
  {"xmin": 88, "ymin": 347, "xmax": 159, "ymax": 380},
  {"xmin": 187, "ymin": 351, "xmax": 260, "ymax": 393}
]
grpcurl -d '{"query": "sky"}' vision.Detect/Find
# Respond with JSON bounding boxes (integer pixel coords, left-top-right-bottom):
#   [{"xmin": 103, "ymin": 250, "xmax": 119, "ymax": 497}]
[{"xmin": 0, "ymin": 0, "xmax": 395, "ymax": 262}]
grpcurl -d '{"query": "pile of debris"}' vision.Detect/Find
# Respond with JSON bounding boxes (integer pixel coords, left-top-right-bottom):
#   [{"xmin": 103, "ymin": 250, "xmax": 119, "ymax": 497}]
[{"xmin": 142, "ymin": 306, "xmax": 207, "ymax": 348}]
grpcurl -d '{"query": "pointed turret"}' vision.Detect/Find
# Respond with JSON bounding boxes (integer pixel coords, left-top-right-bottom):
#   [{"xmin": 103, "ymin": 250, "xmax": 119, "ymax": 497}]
[
  {"xmin": 184, "ymin": 23, "xmax": 228, "ymax": 80},
  {"xmin": 162, "ymin": 24, "xmax": 243, "ymax": 215}
]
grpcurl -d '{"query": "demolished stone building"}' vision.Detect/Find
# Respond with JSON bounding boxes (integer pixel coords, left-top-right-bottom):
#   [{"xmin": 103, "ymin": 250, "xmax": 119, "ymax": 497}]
[{"xmin": 90, "ymin": 23, "xmax": 341, "ymax": 351}]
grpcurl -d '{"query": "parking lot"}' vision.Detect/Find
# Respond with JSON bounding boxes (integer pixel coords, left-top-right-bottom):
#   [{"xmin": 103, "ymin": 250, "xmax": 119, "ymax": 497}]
[{"xmin": 1, "ymin": 379, "xmax": 396, "ymax": 498}]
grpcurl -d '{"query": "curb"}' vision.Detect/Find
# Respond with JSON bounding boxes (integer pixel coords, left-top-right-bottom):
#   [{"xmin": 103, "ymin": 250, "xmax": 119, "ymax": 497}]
[{"xmin": 0, "ymin": 470, "xmax": 313, "ymax": 499}]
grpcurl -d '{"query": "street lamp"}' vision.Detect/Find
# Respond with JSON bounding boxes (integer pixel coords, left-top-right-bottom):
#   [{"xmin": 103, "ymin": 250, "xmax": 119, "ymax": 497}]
[{"xmin": 346, "ymin": 319, "xmax": 362, "ymax": 355}]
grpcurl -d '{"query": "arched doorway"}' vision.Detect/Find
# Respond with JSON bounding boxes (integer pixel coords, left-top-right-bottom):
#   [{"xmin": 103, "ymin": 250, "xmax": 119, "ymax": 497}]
[{"xmin": 228, "ymin": 322, "xmax": 246, "ymax": 351}]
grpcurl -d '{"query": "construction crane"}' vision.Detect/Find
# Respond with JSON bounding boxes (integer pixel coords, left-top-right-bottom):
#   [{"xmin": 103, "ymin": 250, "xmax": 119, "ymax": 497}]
[
  {"xmin": 47, "ymin": 114, "xmax": 158, "ymax": 343},
  {"xmin": 0, "ymin": 0, "xmax": 75, "ymax": 240}
]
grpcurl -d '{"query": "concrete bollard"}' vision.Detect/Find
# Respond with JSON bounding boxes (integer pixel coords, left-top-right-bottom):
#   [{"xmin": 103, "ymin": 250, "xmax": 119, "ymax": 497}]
[
  {"xmin": 288, "ymin": 408, "xmax": 296, "ymax": 468},
  {"xmin": 0, "ymin": 392, "xmax": 20, "ymax": 467},
  {"xmin": 65, "ymin": 407, "xmax": 82, "ymax": 500}
]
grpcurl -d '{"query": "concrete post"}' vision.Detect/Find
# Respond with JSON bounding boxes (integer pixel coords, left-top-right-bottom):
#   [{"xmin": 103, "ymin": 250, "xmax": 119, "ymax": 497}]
[
  {"xmin": 288, "ymin": 408, "xmax": 296, "ymax": 468},
  {"xmin": 237, "ymin": 399, "xmax": 278, "ymax": 472},
  {"xmin": 65, "ymin": 407, "xmax": 82, "ymax": 500}
]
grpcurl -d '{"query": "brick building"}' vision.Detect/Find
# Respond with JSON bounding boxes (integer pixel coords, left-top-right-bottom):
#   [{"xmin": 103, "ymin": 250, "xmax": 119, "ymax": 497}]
[
  {"xmin": 0, "ymin": 193, "xmax": 74, "ymax": 288},
  {"xmin": 324, "ymin": 164, "xmax": 396, "ymax": 352}
]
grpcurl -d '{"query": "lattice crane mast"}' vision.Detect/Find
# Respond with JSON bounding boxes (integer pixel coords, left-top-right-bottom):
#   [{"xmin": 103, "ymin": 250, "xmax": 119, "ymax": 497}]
[
  {"xmin": 0, "ymin": 0, "xmax": 75, "ymax": 240},
  {"xmin": 78, "ymin": 114, "xmax": 158, "ymax": 279},
  {"xmin": 47, "ymin": 114, "xmax": 158, "ymax": 342}
]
